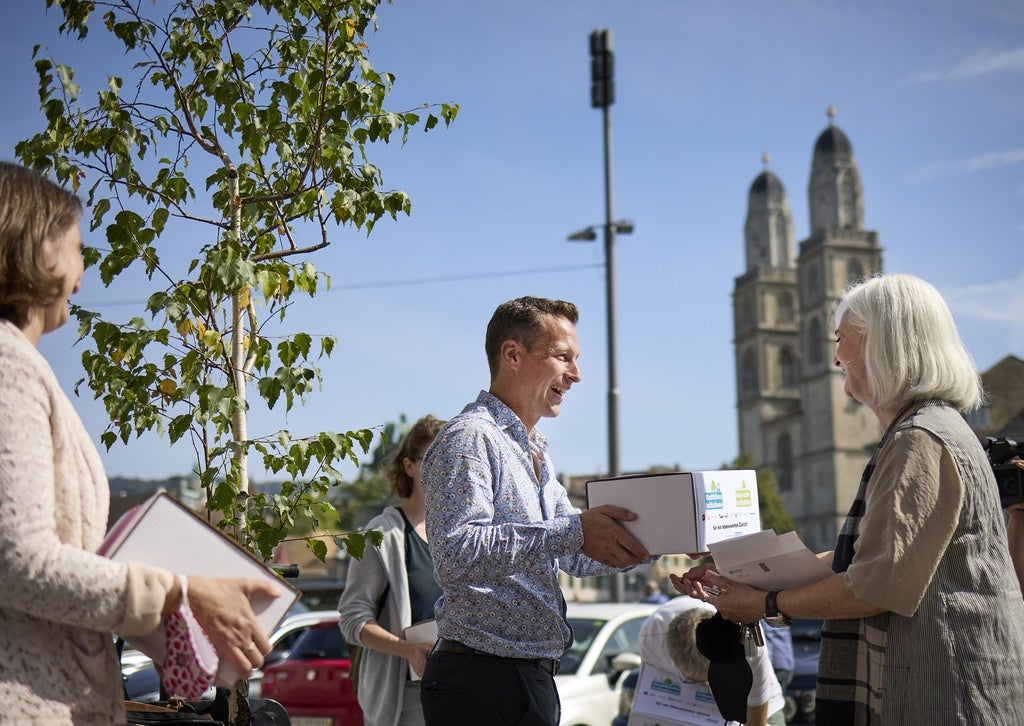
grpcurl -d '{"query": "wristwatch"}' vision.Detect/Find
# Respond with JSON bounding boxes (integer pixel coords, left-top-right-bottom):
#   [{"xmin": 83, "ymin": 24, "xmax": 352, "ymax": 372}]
[{"xmin": 764, "ymin": 590, "xmax": 792, "ymax": 628}]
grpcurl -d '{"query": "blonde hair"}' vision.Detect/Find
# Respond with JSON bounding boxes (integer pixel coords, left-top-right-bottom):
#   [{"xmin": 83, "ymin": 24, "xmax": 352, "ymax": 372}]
[{"xmin": 666, "ymin": 607, "xmax": 714, "ymax": 682}]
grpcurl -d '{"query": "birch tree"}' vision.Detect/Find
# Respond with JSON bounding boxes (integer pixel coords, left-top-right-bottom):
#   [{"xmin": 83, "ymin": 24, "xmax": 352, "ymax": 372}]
[{"xmin": 18, "ymin": 0, "xmax": 457, "ymax": 565}]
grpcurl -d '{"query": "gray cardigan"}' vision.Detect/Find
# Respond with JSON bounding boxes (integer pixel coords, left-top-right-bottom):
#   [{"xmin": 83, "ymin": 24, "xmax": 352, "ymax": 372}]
[{"xmin": 337, "ymin": 506, "xmax": 414, "ymax": 726}]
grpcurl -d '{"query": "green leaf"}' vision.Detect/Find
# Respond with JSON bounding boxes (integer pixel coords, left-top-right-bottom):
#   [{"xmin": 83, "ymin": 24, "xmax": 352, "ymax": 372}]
[{"xmin": 307, "ymin": 538, "xmax": 328, "ymax": 563}]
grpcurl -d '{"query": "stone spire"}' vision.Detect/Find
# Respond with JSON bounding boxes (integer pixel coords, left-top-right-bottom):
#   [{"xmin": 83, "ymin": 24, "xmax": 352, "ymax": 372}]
[
  {"xmin": 744, "ymin": 151, "xmax": 795, "ymax": 270},
  {"xmin": 807, "ymin": 105, "xmax": 864, "ymax": 233}
]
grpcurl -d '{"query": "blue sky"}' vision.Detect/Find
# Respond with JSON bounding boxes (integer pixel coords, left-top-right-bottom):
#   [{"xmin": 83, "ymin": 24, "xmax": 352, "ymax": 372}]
[{"xmin": 2, "ymin": 1, "xmax": 1022, "ymax": 482}]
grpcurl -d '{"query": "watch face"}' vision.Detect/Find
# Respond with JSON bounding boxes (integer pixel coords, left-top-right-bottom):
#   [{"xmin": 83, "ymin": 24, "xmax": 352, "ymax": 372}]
[{"xmin": 765, "ymin": 615, "xmax": 792, "ymax": 628}]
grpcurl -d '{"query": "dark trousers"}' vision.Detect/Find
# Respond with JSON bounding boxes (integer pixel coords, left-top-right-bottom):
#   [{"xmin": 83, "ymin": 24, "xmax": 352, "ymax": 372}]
[{"xmin": 420, "ymin": 650, "xmax": 560, "ymax": 726}]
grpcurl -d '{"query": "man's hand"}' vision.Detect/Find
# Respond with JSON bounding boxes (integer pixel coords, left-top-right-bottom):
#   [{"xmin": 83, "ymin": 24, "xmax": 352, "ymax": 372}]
[{"xmin": 580, "ymin": 505, "xmax": 650, "ymax": 568}]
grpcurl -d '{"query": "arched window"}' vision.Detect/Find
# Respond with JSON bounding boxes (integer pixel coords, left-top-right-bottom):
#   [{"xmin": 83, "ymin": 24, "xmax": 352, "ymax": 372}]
[
  {"xmin": 808, "ymin": 318, "xmax": 823, "ymax": 366},
  {"xmin": 779, "ymin": 349, "xmax": 795, "ymax": 388},
  {"xmin": 777, "ymin": 292, "xmax": 794, "ymax": 323},
  {"xmin": 741, "ymin": 349, "xmax": 757, "ymax": 395},
  {"xmin": 808, "ymin": 263, "xmax": 822, "ymax": 299},
  {"xmin": 776, "ymin": 433, "xmax": 793, "ymax": 492}
]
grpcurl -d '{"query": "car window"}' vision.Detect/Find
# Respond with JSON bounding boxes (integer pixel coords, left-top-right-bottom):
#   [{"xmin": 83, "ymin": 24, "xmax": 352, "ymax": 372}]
[
  {"xmin": 790, "ymin": 618, "xmax": 823, "ymax": 641},
  {"xmin": 291, "ymin": 625, "xmax": 350, "ymax": 660},
  {"xmin": 266, "ymin": 627, "xmax": 309, "ymax": 665},
  {"xmin": 592, "ymin": 617, "xmax": 645, "ymax": 676},
  {"xmin": 560, "ymin": 618, "xmax": 606, "ymax": 675}
]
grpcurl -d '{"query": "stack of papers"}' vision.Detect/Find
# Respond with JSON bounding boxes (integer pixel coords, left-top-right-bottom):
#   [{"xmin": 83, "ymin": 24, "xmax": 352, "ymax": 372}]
[{"xmin": 708, "ymin": 529, "xmax": 833, "ymax": 590}]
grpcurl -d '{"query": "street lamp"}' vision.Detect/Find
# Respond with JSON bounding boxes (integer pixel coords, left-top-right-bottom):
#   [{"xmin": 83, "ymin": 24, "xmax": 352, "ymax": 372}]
[
  {"xmin": 574, "ymin": 28, "xmax": 630, "ymax": 601},
  {"xmin": 567, "ymin": 220, "xmax": 634, "ymax": 242}
]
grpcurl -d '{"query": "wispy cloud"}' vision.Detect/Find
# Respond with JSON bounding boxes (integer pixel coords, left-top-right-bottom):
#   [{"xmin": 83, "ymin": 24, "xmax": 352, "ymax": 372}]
[
  {"xmin": 906, "ymin": 148, "xmax": 1024, "ymax": 184},
  {"xmin": 907, "ymin": 46, "xmax": 1024, "ymax": 83},
  {"xmin": 944, "ymin": 273, "xmax": 1024, "ymax": 323},
  {"xmin": 942, "ymin": 271, "xmax": 1024, "ymax": 357}
]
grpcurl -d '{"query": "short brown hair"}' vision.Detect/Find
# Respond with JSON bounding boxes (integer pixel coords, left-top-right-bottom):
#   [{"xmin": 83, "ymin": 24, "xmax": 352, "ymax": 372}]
[
  {"xmin": 384, "ymin": 414, "xmax": 446, "ymax": 498},
  {"xmin": 484, "ymin": 296, "xmax": 579, "ymax": 379},
  {"xmin": 0, "ymin": 162, "xmax": 82, "ymax": 327}
]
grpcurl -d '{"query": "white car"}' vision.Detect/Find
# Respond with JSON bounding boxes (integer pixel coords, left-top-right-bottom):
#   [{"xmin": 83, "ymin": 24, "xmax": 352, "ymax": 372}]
[{"xmin": 556, "ymin": 602, "xmax": 657, "ymax": 726}]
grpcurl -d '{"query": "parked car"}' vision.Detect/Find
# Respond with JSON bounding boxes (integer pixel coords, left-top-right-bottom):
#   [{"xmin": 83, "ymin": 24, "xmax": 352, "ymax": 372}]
[
  {"xmin": 259, "ymin": 617, "xmax": 363, "ymax": 726},
  {"xmin": 783, "ymin": 618, "xmax": 822, "ymax": 724},
  {"xmin": 251, "ymin": 602, "xmax": 650, "ymax": 726},
  {"xmin": 121, "ymin": 608, "xmax": 339, "ymax": 702},
  {"xmin": 556, "ymin": 602, "xmax": 655, "ymax": 726},
  {"xmin": 611, "ymin": 667, "xmax": 639, "ymax": 726}
]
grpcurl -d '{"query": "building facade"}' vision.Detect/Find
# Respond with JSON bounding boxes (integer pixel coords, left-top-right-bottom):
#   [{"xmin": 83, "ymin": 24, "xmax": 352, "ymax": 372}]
[{"xmin": 733, "ymin": 116, "xmax": 884, "ymax": 552}]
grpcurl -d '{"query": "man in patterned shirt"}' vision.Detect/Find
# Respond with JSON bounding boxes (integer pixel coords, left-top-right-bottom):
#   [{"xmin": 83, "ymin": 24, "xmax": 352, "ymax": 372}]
[{"xmin": 419, "ymin": 296, "xmax": 651, "ymax": 726}]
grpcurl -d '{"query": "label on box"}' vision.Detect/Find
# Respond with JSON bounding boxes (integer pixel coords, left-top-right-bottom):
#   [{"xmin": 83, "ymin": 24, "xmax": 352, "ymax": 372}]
[{"xmin": 693, "ymin": 470, "xmax": 761, "ymax": 551}]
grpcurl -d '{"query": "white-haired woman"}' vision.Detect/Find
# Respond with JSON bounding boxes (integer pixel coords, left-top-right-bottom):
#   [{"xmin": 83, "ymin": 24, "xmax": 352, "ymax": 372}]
[{"xmin": 673, "ymin": 273, "xmax": 1024, "ymax": 724}]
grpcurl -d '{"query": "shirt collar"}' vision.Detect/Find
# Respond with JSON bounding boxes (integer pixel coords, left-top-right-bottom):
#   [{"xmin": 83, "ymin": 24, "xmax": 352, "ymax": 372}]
[{"xmin": 475, "ymin": 390, "xmax": 549, "ymax": 455}]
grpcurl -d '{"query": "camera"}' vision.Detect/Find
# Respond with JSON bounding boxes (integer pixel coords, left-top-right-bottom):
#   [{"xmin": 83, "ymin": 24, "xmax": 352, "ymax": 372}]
[{"xmin": 984, "ymin": 436, "xmax": 1024, "ymax": 508}]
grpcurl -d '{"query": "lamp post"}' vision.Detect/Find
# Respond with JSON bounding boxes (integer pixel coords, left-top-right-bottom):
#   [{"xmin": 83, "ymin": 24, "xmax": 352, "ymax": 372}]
[
  {"xmin": 570, "ymin": 28, "xmax": 630, "ymax": 601},
  {"xmin": 583, "ymin": 28, "xmax": 621, "ymax": 480}
]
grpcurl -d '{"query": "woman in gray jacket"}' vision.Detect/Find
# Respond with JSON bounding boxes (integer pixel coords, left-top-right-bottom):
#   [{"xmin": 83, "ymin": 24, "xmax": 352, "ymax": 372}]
[{"xmin": 339, "ymin": 415, "xmax": 445, "ymax": 726}]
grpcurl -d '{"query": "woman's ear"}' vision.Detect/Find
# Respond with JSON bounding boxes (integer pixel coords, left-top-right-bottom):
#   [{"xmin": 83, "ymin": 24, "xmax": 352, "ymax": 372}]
[{"xmin": 403, "ymin": 456, "xmax": 418, "ymax": 479}]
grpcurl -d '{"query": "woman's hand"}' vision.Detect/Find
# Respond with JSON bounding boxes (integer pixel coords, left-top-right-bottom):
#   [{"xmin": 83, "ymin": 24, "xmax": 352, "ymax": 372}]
[
  {"xmin": 402, "ymin": 639, "xmax": 434, "ymax": 679},
  {"xmin": 670, "ymin": 562, "xmax": 719, "ymax": 600},
  {"xmin": 671, "ymin": 569, "xmax": 767, "ymax": 624},
  {"xmin": 185, "ymin": 576, "xmax": 281, "ymax": 676}
]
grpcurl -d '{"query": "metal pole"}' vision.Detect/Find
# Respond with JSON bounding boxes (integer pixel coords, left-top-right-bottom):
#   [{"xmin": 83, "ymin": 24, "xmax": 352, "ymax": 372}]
[
  {"xmin": 602, "ymin": 104, "xmax": 618, "ymax": 482},
  {"xmin": 604, "ymin": 104, "xmax": 625, "ymax": 604}
]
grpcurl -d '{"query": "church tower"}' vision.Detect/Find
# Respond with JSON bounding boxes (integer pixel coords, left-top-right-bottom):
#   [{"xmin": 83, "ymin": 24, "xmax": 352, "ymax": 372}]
[
  {"xmin": 733, "ymin": 154, "xmax": 800, "ymax": 469},
  {"xmin": 734, "ymin": 108, "xmax": 884, "ymax": 551}
]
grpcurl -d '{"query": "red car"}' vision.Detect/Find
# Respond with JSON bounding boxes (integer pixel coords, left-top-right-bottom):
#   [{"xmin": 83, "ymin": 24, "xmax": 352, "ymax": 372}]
[{"xmin": 260, "ymin": 618, "xmax": 363, "ymax": 726}]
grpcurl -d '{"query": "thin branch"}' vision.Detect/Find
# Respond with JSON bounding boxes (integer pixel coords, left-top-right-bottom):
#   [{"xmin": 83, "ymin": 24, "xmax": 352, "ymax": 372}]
[{"xmin": 253, "ymin": 240, "xmax": 330, "ymax": 262}]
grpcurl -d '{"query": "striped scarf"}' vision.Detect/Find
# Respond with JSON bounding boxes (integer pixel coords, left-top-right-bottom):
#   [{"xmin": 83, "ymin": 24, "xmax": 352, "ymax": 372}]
[{"xmin": 815, "ymin": 401, "xmax": 929, "ymax": 724}]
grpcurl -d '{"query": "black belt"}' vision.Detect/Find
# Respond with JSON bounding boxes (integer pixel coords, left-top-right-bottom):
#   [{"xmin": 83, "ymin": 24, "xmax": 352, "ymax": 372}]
[{"xmin": 433, "ymin": 638, "xmax": 560, "ymax": 676}]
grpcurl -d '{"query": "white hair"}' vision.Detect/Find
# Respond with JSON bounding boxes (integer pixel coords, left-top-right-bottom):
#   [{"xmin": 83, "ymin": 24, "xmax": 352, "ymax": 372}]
[{"xmin": 832, "ymin": 273, "xmax": 984, "ymax": 412}]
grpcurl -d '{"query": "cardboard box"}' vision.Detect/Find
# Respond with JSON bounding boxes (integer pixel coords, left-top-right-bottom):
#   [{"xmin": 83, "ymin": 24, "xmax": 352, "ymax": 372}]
[
  {"xmin": 585, "ymin": 470, "xmax": 760, "ymax": 555},
  {"xmin": 626, "ymin": 663, "xmax": 724, "ymax": 726}
]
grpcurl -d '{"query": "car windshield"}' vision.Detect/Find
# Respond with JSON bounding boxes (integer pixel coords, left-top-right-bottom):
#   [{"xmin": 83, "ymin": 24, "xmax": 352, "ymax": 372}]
[
  {"xmin": 790, "ymin": 618, "xmax": 823, "ymax": 640},
  {"xmin": 559, "ymin": 618, "xmax": 607, "ymax": 676},
  {"xmin": 291, "ymin": 625, "xmax": 349, "ymax": 660}
]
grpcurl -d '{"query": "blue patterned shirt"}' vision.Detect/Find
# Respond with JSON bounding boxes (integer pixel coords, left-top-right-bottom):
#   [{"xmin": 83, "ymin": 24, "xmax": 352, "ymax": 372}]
[{"xmin": 421, "ymin": 391, "xmax": 623, "ymax": 659}]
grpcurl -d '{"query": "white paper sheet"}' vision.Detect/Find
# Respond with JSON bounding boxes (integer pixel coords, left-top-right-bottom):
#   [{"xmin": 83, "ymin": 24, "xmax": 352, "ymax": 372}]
[{"xmin": 709, "ymin": 529, "xmax": 833, "ymax": 589}]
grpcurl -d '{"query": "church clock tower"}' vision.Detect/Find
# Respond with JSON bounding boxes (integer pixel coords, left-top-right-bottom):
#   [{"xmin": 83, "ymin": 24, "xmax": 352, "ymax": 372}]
[{"xmin": 735, "ymin": 108, "xmax": 885, "ymax": 551}]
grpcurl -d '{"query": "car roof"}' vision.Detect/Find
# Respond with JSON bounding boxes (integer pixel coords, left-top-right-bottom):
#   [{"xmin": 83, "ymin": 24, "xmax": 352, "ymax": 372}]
[
  {"xmin": 272, "ymin": 609, "xmax": 339, "ymax": 636},
  {"xmin": 565, "ymin": 602, "xmax": 659, "ymax": 622}
]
